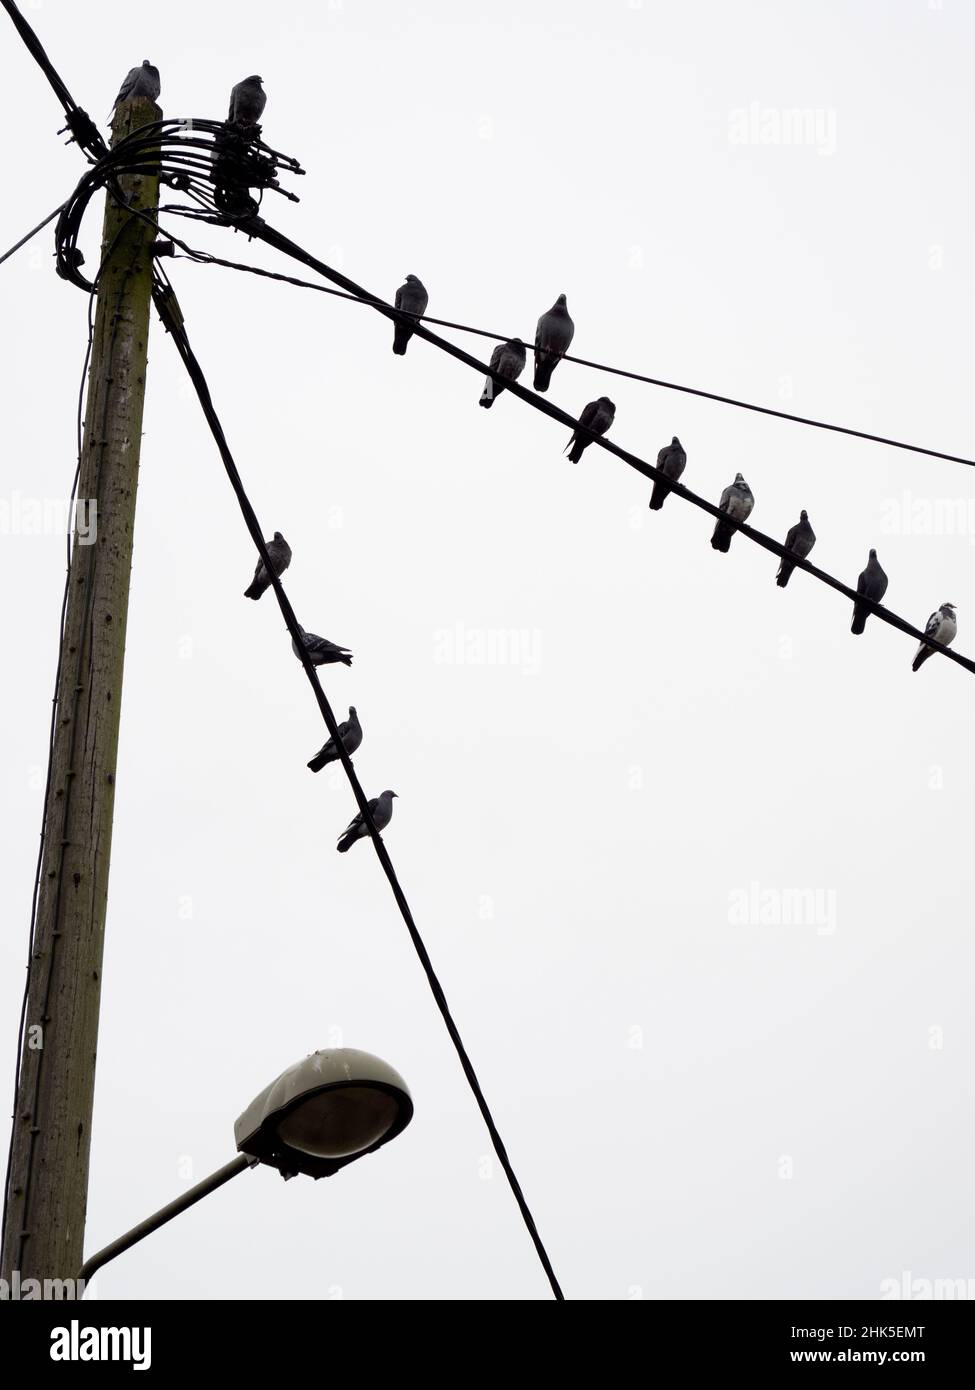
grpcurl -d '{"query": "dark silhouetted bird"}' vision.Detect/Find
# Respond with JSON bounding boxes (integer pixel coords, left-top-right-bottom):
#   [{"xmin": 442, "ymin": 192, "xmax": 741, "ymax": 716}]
[
  {"xmin": 292, "ymin": 628, "xmax": 353, "ymax": 667},
  {"xmin": 228, "ymin": 75, "xmax": 266, "ymax": 127},
  {"xmin": 244, "ymin": 532, "xmax": 291, "ymax": 600},
  {"xmin": 775, "ymin": 510, "xmax": 816, "ymax": 587},
  {"xmin": 912, "ymin": 603, "xmax": 957, "ymax": 672},
  {"xmin": 392, "ymin": 275, "xmax": 428, "ymax": 354},
  {"xmin": 308, "ymin": 707, "xmax": 363, "ymax": 773},
  {"xmin": 480, "ymin": 339, "xmax": 526, "ymax": 407},
  {"xmin": 337, "ymin": 790, "xmax": 397, "ymax": 852},
  {"xmin": 648, "ymin": 437, "xmax": 686, "ymax": 510},
  {"xmin": 851, "ymin": 550, "xmax": 888, "ymax": 634},
  {"xmin": 565, "ymin": 397, "xmax": 615, "ymax": 463},
  {"xmin": 710, "ymin": 473, "xmax": 754, "ymax": 552},
  {"xmin": 109, "ymin": 60, "xmax": 160, "ymax": 120},
  {"xmin": 533, "ymin": 294, "xmax": 574, "ymax": 392}
]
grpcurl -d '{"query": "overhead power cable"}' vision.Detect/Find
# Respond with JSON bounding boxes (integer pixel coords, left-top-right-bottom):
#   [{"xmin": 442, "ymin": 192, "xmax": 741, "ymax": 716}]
[
  {"xmin": 149, "ymin": 264, "xmax": 565, "ymax": 1302},
  {"xmin": 0, "ymin": 0, "xmax": 105, "ymax": 159},
  {"xmin": 229, "ymin": 215, "xmax": 973, "ymax": 678},
  {"xmin": 0, "ymin": 203, "xmax": 65, "ymax": 268}
]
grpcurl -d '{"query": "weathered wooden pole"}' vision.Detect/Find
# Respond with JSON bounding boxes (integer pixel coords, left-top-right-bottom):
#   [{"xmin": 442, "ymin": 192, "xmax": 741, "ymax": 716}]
[{"xmin": 1, "ymin": 93, "xmax": 160, "ymax": 1290}]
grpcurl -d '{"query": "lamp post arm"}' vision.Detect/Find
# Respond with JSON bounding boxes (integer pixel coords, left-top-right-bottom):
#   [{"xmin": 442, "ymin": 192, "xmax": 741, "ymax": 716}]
[{"xmin": 78, "ymin": 1153, "xmax": 253, "ymax": 1288}]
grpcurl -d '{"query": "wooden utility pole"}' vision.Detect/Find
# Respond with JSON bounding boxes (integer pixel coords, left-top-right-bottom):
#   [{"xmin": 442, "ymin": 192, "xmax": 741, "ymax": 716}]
[{"xmin": 1, "ymin": 94, "xmax": 160, "ymax": 1289}]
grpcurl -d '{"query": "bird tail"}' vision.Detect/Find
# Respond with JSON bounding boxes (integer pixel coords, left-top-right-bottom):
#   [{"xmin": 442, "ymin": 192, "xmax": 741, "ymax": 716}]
[
  {"xmin": 648, "ymin": 480, "xmax": 670, "ymax": 510},
  {"xmin": 479, "ymin": 377, "xmax": 498, "ymax": 408},
  {"xmin": 851, "ymin": 604, "xmax": 868, "ymax": 635},
  {"xmin": 912, "ymin": 645, "xmax": 931, "ymax": 673},
  {"xmin": 243, "ymin": 579, "xmax": 265, "ymax": 600},
  {"xmin": 339, "ymin": 653, "xmax": 353, "ymax": 667},
  {"xmin": 567, "ymin": 436, "xmax": 585, "ymax": 464},
  {"xmin": 392, "ymin": 323, "xmax": 413, "ymax": 355},
  {"xmin": 307, "ymin": 745, "xmax": 335, "ymax": 773},
  {"xmin": 776, "ymin": 560, "xmax": 795, "ymax": 588},
  {"xmin": 710, "ymin": 519, "xmax": 733, "ymax": 552},
  {"xmin": 533, "ymin": 357, "xmax": 554, "ymax": 392},
  {"xmin": 336, "ymin": 830, "xmax": 357, "ymax": 853}
]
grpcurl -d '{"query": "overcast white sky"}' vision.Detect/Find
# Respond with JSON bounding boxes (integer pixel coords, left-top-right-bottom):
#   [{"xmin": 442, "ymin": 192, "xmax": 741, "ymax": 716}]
[{"xmin": 2, "ymin": 0, "xmax": 974, "ymax": 1301}]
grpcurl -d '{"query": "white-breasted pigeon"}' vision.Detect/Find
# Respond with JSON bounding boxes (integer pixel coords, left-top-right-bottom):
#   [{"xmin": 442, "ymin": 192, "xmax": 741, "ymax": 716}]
[
  {"xmin": 308, "ymin": 707, "xmax": 363, "ymax": 773},
  {"xmin": 244, "ymin": 532, "xmax": 292, "ymax": 600},
  {"xmin": 392, "ymin": 276, "xmax": 428, "ymax": 354},
  {"xmin": 480, "ymin": 339, "xmax": 526, "ymax": 407},
  {"xmin": 292, "ymin": 628, "xmax": 353, "ymax": 667},
  {"xmin": 533, "ymin": 295, "xmax": 574, "ymax": 392},
  {"xmin": 776, "ymin": 510, "xmax": 816, "ymax": 587},
  {"xmin": 565, "ymin": 397, "xmax": 615, "ymax": 463},
  {"xmin": 851, "ymin": 550, "xmax": 888, "ymax": 634},
  {"xmin": 648, "ymin": 437, "xmax": 686, "ymax": 510},
  {"xmin": 710, "ymin": 473, "xmax": 754, "ymax": 552},
  {"xmin": 337, "ymin": 790, "xmax": 398, "ymax": 853},
  {"xmin": 228, "ymin": 75, "xmax": 266, "ymax": 127},
  {"xmin": 912, "ymin": 603, "xmax": 957, "ymax": 672},
  {"xmin": 109, "ymin": 61, "xmax": 160, "ymax": 120}
]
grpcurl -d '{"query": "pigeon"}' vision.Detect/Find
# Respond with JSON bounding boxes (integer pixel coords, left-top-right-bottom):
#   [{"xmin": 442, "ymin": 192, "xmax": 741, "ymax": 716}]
[
  {"xmin": 392, "ymin": 276, "xmax": 428, "ymax": 355},
  {"xmin": 565, "ymin": 397, "xmax": 615, "ymax": 464},
  {"xmin": 228, "ymin": 75, "xmax": 266, "ymax": 128},
  {"xmin": 648, "ymin": 437, "xmax": 687, "ymax": 510},
  {"xmin": 109, "ymin": 60, "xmax": 160, "ymax": 120},
  {"xmin": 775, "ymin": 510, "xmax": 816, "ymax": 587},
  {"xmin": 337, "ymin": 790, "xmax": 398, "ymax": 853},
  {"xmin": 292, "ymin": 628, "xmax": 353, "ymax": 667},
  {"xmin": 308, "ymin": 707, "xmax": 363, "ymax": 773},
  {"xmin": 912, "ymin": 603, "xmax": 957, "ymax": 672},
  {"xmin": 479, "ymin": 339, "xmax": 527, "ymax": 408},
  {"xmin": 710, "ymin": 473, "xmax": 754, "ymax": 552},
  {"xmin": 244, "ymin": 532, "xmax": 292, "ymax": 600},
  {"xmin": 533, "ymin": 294, "xmax": 574, "ymax": 392},
  {"xmin": 850, "ymin": 550, "xmax": 888, "ymax": 634}
]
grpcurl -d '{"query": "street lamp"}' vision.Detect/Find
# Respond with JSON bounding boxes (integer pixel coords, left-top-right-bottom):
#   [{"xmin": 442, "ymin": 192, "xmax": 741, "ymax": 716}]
[{"xmin": 78, "ymin": 1048, "xmax": 412, "ymax": 1288}]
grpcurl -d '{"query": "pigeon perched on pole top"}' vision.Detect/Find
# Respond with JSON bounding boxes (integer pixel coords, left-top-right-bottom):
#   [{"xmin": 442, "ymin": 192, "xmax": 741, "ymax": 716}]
[
  {"xmin": 479, "ymin": 339, "xmax": 527, "ymax": 408},
  {"xmin": 565, "ymin": 397, "xmax": 615, "ymax": 463},
  {"xmin": 533, "ymin": 294, "xmax": 574, "ymax": 392},
  {"xmin": 228, "ymin": 75, "xmax": 266, "ymax": 128},
  {"xmin": 710, "ymin": 473, "xmax": 754, "ymax": 552},
  {"xmin": 308, "ymin": 707, "xmax": 363, "ymax": 773},
  {"xmin": 775, "ymin": 510, "xmax": 816, "ymax": 587},
  {"xmin": 244, "ymin": 532, "xmax": 292, "ymax": 600},
  {"xmin": 109, "ymin": 60, "xmax": 160, "ymax": 120},
  {"xmin": 648, "ymin": 437, "xmax": 687, "ymax": 510},
  {"xmin": 912, "ymin": 603, "xmax": 957, "ymax": 672},
  {"xmin": 851, "ymin": 549, "xmax": 888, "ymax": 634},
  {"xmin": 337, "ymin": 790, "xmax": 398, "ymax": 853},
  {"xmin": 392, "ymin": 275, "xmax": 428, "ymax": 354},
  {"xmin": 292, "ymin": 628, "xmax": 353, "ymax": 667}
]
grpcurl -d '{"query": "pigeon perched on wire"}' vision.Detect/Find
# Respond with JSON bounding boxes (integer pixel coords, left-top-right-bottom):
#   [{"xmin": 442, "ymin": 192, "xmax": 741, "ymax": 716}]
[
  {"xmin": 479, "ymin": 339, "xmax": 527, "ymax": 408},
  {"xmin": 244, "ymin": 532, "xmax": 292, "ymax": 601},
  {"xmin": 109, "ymin": 60, "xmax": 160, "ymax": 121},
  {"xmin": 565, "ymin": 397, "xmax": 615, "ymax": 464},
  {"xmin": 912, "ymin": 603, "xmax": 957, "ymax": 672},
  {"xmin": 648, "ymin": 437, "xmax": 686, "ymax": 510},
  {"xmin": 533, "ymin": 294, "xmax": 574, "ymax": 392},
  {"xmin": 775, "ymin": 510, "xmax": 816, "ymax": 587},
  {"xmin": 392, "ymin": 275, "xmax": 428, "ymax": 355},
  {"xmin": 850, "ymin": 550, "xmax": 888, "ymax": 634},
  {"xmin": 308, "ymin": 707, "xmax": 363, "ymax": 773},
  {"xmin": 228, "ymin": 75, "xmax": 266, "ymax": 128},
  {"xmin": 710, "ymin": 473, "xmax": 754, "ymax": 552},
  {"xmin": 337, "ymin": 790, "xmax": 398, "ymax": 853},
  {"xmin": 292, "ymin": 628, "xmax": 353, "ymax": 667}
]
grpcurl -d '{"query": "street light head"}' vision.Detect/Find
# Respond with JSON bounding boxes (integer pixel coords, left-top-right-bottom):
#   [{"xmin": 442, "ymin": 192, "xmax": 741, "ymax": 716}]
[{"xmin": 234, "ymin": 1048, "xmax": 412, "ymax": 1180}]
